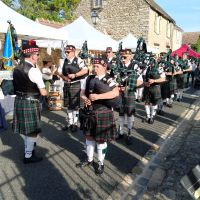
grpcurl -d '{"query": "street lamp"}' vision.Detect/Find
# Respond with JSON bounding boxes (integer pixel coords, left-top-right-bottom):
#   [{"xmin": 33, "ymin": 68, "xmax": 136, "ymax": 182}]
[{"xmin": 91, "ymin": 10, "xmax": 99, "ymax": 25}]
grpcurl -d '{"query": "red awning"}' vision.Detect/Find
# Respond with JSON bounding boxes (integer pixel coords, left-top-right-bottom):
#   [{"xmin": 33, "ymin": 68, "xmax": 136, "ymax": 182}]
[{"xmin": 171, "ymin": 44, "xmax": 200, "ymax": 58}]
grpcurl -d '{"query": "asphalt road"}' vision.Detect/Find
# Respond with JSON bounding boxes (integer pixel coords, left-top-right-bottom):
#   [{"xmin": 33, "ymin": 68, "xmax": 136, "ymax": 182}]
[{"xmin": 0, "ymin": 88, "xmax": 198, "ymax": 200}]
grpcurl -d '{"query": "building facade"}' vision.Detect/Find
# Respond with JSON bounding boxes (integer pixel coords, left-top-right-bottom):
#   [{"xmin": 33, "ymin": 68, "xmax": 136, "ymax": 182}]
[{"xmin": 74, "ymin": 0, "xmax": 183, "ymax": 53}]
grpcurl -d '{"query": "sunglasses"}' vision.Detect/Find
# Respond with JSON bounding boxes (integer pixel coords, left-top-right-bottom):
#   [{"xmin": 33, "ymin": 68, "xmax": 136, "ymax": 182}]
[
  {"xmin": 106, "ymin": 51, "xmax": 111, "ymax": 53},
  {"xmin": 65, "ymin": 51, "xmax": 71, "ymax": 54},
  {"xmin": 122, "ymin": 56, "xmax": 128, "ymax": 59},
  {"xmin": 33, "ymin": 53, "xmax": 40, "ymax": 56}
]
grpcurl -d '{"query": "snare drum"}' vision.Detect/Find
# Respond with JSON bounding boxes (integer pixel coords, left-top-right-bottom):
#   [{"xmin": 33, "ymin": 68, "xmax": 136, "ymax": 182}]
[{"xmin": 48, "ymin": 99, "xmax": 63, "ymax": 111}]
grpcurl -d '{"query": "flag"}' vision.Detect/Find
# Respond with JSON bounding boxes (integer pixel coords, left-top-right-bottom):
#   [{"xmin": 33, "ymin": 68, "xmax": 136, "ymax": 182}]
[{"xmin": 3, "ymin": 24, "xmax": 14, "ymax": 69}]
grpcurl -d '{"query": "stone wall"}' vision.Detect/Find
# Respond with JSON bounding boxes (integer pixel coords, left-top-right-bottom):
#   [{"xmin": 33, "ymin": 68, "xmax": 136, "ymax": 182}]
[
  {"xmin": 75, "ymin": 0, "xmax": 150, "ymax": 41},
  {"xmin": 75, "ymin": 0, "xmax": 182, "ymax": 52}
]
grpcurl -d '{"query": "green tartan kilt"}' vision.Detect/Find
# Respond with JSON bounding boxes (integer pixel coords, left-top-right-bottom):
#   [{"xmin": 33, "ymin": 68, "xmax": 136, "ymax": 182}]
[
  {"xmin": 143, "ymin": 85, "xmax": 161, "ymax": 105},
  {"xmin": 176, "ymin": 75, "xmax": 185, "ymax": 89},
  {"xmin": 161, "ymin": 82, "xmax": 170, "ymax": 99},
  {"xmin": 63, "ymin": 82, "xmax": 80, "ymax": 110},
  {"xmin": 13, "ymin": 97, "xmax": 41, "ymax": 136},
  {"xmin": 119, "ymin": 91, "xmax": 136, "ymax": 116},
  {"xmin": 85, "ymin": 108, "xmax": 117, "ymax": 142},
  {"xmin": 169, "ymin": 78, "xmax": 177, "ymax": 94}
]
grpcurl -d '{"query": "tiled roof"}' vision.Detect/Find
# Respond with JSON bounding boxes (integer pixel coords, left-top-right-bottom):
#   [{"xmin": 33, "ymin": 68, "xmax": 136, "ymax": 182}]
[
  {"xmin": 182, "ymin": 32, "xmax": 200, "ymax": 45},
  {"xmin": 145, "ymin": 0, "xmax": 175, "ymax": 23},
  {"xmin": 36, "ymin": 18, "xmax": 71, "ymax": 29}
]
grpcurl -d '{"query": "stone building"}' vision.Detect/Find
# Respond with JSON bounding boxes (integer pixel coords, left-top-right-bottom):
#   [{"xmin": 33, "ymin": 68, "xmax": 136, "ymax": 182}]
[{"xmin": 74, "ymin": 0, "xmax": 183, "ymax": 53}]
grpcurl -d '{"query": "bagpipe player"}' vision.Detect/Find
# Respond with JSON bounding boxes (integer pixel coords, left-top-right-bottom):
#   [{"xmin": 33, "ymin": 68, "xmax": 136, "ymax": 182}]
[{"xmin": 76, "ymin": 57, "xmax": 120, "ymax": 175}]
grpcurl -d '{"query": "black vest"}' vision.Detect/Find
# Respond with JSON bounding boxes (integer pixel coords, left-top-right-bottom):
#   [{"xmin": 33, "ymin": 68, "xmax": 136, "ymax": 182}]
[
  {"xmin": 85, "ymin": 74, "xmax": 121, "ymax": 109},
  {"xmin": 62, "ymin": 57, "xmax": 86, "ymax": 81},
  {"xmin": 13, "ymin": 61, "xmax": 40, "ymax": 94}
]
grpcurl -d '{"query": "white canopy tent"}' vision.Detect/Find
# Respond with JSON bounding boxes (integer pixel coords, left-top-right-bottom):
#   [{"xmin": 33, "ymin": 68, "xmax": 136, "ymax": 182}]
[
  {"xmin": 0, "ymin": 1, "xmax": 68, "ymax": 40},
  {"xmin": 37, "ymin": 16, "xmax": 118, "ymax": 51},
  {"xmin": 118, "ymin": 33, "xmax": 158, "ymax": 53}
]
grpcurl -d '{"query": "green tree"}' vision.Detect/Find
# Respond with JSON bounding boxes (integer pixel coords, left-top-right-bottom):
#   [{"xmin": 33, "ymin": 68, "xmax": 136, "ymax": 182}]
[
  {"xmin": 2, "ymin": 0, "xmax": 80, "ymax": 22},
  {"xmin": 195, "ymin": 36, "xmax": 200, "ymax": 53}
]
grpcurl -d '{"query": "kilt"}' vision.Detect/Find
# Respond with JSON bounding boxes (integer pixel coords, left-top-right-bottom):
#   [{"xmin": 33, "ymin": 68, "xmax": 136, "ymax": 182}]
[
  {"xmin": 143, "ymin": 85, "xmax": 161, "ymax": 105},
  {"xmin": 63, "ymin": 82, "xmax": 80, "ymax": 110},
  {"xmin": 161, "ymin": 81, "xmax": 170, "ymax": 99},
  {"xmin": 119, "ymin": 91, "xmax": 136, "ymax": 116},
  {"xmin": 85, "ymin": 107, "xmax": 117, "ymax": 143},
  {"xmin": 169, "ymin": 78, "xmax": 177, "ymax": 95},
  {"xmin": 13, "ymin": 97, "xmax": 41, "ymax": 136},
  {"xmin": 176, "ymin": 74, "xmax": 185, "ymax": 89}
]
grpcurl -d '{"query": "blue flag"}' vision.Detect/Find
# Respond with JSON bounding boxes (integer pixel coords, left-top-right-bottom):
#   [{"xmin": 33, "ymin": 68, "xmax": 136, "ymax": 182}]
[{"xmin": 3, "ymin": 25, "xmax": 14, "ymax": 69}]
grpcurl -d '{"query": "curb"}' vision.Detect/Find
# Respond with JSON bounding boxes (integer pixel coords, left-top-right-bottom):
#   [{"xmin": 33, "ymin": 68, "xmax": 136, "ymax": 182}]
[{"xmin": 107, "ymin": 90, "xmax": 200, "ymax": 200}]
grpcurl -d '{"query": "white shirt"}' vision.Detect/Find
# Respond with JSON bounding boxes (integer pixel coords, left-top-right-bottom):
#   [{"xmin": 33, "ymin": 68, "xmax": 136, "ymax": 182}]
[
  {"xmin": 68, "ymin": 57, "xmax": 86, "ymax": 69},
  {"xmin": 25, "ymin": 61, "xmax": 45, "ymax": 89},
  {"xmin": 42, "ymin": 67, "xmax": 53, "ymax": 80}
]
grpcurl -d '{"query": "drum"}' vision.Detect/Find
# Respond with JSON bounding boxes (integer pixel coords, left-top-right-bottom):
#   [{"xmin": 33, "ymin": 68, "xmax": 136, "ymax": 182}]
[
  {"xmin": 48, "ymin": 84, "xmax": 63, "ymax": 111},
  {"xmin": 48, "ymin": 99, "xmax": 63, "ymax": 111}
]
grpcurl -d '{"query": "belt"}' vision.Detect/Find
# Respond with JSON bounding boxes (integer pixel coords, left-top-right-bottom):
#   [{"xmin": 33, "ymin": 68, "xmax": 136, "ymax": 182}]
[
  {"xmin": 93, "ymin": 104, "xmax": 111, "ymax": 111},
  {"xmin": 16, "ymin": 92, "xmax": 40, "ymax": 100}
]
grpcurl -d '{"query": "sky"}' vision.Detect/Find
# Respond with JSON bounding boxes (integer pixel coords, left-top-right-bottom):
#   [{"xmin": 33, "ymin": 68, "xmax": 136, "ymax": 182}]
[{"xmin": 155, "ymin": 0, "xmax": 200, "ymax": 32}]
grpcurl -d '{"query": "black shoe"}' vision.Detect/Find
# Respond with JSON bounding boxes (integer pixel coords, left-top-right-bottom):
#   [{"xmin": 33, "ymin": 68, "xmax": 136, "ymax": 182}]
[
  {"xmin": 177, "ymin": 98, "xmax": 180, "ymax": 102},
  {"xmin": 146, "ymin": 117, "xmax": 150, "ymax": 123},
  {"xmin": 23, "ymin": 154, "xmax": 43, "ymax": 164},
  {"xmin": 62, "ymin": 125, "xmax": 70, "ymax": 131},
  {"xmin": 126, "ymin": 135, "xmax": 132, "ymax": 145},
  {"xmin": 95, "ymin": 163, "xmax": 104, "ymax": 175},
  {"xmin": 76, "ymin": 160, "xmax": 93, "ymax": 168},
  {"xmin": 167, "ymin": 103, "xmax": 173, "ymax": 108},
  {"xmin": 149, "ymin": 117, "xmax": 154, "ymax": 124},
  {"xmin": 116, "ymin": 134, "xmax": 124, "ymax": 140},
  {"xmin": 157, "ymin": 110, "xmax": 164, "ymax": 116},
  {"xmin": 71, "ymin": 125, "xmax": 78, "ymax": 132}
]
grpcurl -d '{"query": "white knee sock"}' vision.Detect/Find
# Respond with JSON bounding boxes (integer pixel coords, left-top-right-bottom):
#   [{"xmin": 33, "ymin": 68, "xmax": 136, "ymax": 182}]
[
  {"xmin": 180, "ymin": 90, "xmax": 183, "ymax": 99},
  {"xmin": 138, "ymin": 88, "xmax": 144, "ymax": 99},
  {"xmin": 176, "ymin": 91, "xmax": 180, "ymax": 99},
  {"xmin": 119, "ymin": 116, "xmax": 125, "ymax": 134},
  {"xmin": 73, "ymin": 110, "xmax": 79, "ymax": 125},
  {"xmin": 24, "ymin": 136, "xmax": 37, "ymax": 158},
  {"xmin": 158, "ymin": 101, "xmax": 163, "ymax": 110},
  {"xmin": 151, "ymin": 105, "xmax": 158, "ymax": 117},
  {"xmin": 86, "ymin": 139, "xmax": 95, "ymax": 162},
  {"xmin": 127, "ymin": 116, "xmax": 134, "ymax": 130},
  {"xmin": 97, "ymin": 142, "xmax": 107, "ymax": 165},
  {"xmin": 145, "ymin": 105, "xmax": 151, "ymax": 118},
  {"xmin": 68, "ymin": 110, "xmax": 73, "ymax": 125}
]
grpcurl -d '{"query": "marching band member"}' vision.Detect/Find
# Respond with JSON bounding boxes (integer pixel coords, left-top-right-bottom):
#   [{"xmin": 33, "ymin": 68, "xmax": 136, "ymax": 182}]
[
  {"xmin": 13, "ymin": 40, "xmax": 47, "ymax": 164},
  {"xmin": 76, "ymin": 57, "xmax": 119, "ymax": 175},
  {"xmin": 143, "ymin": 57, "xmax": 166, "ymax": 124},
  {"xmin": 60, "ymin": 45, "xmax": 88, "ymax": 132},
  {"xmin": 117, "ymin": 49, "xmax": 143, "ymax": 145}
]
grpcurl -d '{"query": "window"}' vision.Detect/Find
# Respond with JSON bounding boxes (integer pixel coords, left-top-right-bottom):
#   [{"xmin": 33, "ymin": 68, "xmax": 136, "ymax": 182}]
[
  {"xmin": 176, "ymin": 30, "xmax": 181, "ymax": 43},
  {"xmin": 154, "ymin": 43, "xmax": 160, "ymax": 52},
  {"xmin": 166, "ymin": 45, "xmax": 170, "ymax": 52},
  {"xmin": 93, "ymin": 0, "xmax": 102, "ymax": 8},
  {"xmin": 166, "ymin": 21, "xmax": 171, "ymax": 38},
  {"xmin": 154, "ymin": 13, "xmax": 161, "ymax": 34}
]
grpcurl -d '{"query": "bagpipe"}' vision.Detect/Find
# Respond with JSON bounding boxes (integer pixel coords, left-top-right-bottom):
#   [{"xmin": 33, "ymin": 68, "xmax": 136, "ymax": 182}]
[{"xmin": 106, "ymin": 37, "xmax": 157, "ymax": 89}]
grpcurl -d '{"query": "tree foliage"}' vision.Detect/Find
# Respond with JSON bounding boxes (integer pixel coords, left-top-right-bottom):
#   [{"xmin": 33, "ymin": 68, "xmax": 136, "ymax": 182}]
[
  {"xmin": 194, "ymin": 36, "xmax": 200, "ymax": 53},
  {"xmin": 2, "ymin": 0, "xmax": 80, "ymax": 22}
]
